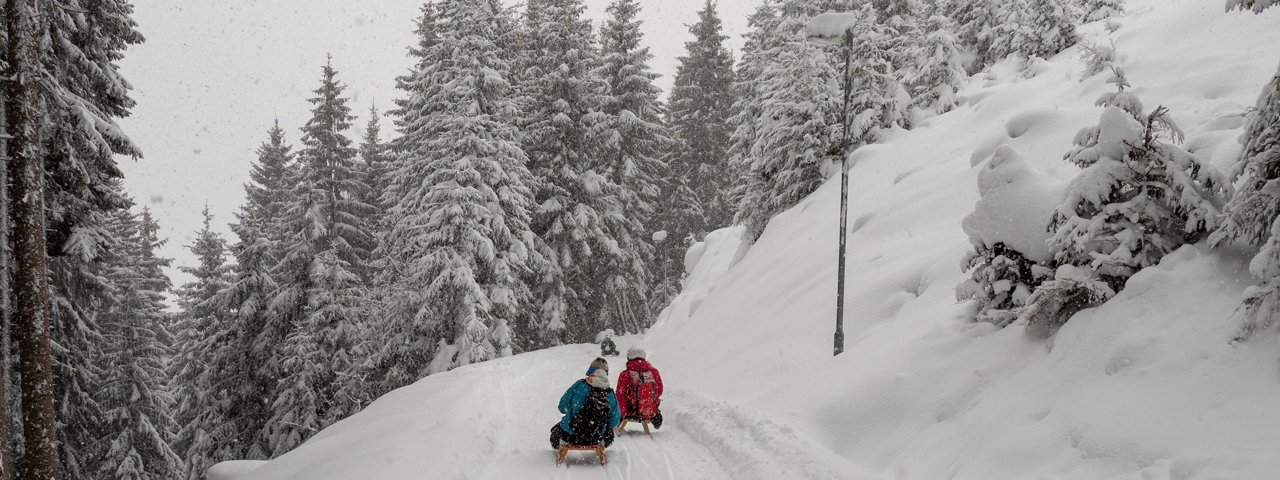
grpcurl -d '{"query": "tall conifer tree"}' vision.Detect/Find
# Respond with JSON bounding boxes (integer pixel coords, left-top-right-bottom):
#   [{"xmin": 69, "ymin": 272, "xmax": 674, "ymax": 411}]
[
  {"xmin": 214, "ymin": 123, "xmax": 295, "ymax": 460},
  {"xmin": 171, "ymin": 207, "xmax": 235, "ymax": 478},
  {"xmin": 97, "ymin": 207, "xmax": 182, "ymax": 479},
  {"xmin": 593, "ymin": 0, "xmax": 671, "ymax": 333},
  {"xmin": 519, "ymin": 0, "xmax": 627, "ymax": 342},
  {"xmin": 660, "ymin": 0, "xmax": 736, "ymax": 289},
  {"xmin": 735, "ymin": 3, "xmax": 841, "ymax": 242},
  {"xmin": 266, "ymin": 60, "xmax": 373, "ymax": 456},
  {"xmin": 377, "ymin": 0, "xmax": 541, "ymax": 386}
]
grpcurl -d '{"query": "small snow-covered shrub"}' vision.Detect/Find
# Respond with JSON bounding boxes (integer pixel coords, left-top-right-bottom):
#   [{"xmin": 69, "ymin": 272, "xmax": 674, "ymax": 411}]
[
  {"xmin": 1024, "ymin": 71, "xmax": 1228, "ymax": 336},
  {"xmin": 1078, "ymin": 41, "xmax": 1116, "ymax": 80},
  {"xmin": 958, "ymin": 242, "xmax": 1052, "ymax": 327},
  {"xmin": 1023, "ymin": 265, "xmax": 1115, "ymax": 337},
  {"xmin": 958, "ymin": 145, "xmax": 1060, "ymax": 326}
]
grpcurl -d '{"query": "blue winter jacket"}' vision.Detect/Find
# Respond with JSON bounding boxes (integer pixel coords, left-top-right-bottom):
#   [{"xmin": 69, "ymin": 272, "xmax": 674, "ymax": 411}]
[{"xmin": 558, "ymin": 379, "xmax": 621, "ymax": 436}]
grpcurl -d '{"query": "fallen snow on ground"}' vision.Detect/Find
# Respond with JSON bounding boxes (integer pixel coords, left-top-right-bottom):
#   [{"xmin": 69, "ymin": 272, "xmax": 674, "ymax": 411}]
[
  {"xmin": 215, "ymin": 0, "xmax": 1280, "ymax": 478},
  {"xmin": 226, "ymin": 337, "xmax": 876, "ymax": 480}
]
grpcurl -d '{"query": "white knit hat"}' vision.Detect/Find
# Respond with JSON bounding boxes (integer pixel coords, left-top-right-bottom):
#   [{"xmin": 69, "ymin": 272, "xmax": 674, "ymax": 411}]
[
  {"xmin": 586, "ymin": 368, "xmax": 610, "ymax": 389},
  {"xmin": 626, "ymin": 347, "xmax": 646, "ymax": 360}
]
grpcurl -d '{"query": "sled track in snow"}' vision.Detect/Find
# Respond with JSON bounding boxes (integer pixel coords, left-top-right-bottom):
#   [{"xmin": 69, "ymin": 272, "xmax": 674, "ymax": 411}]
[{"xmin": 665, "ymin": 391, "xmax": 881, "ymax": 480}]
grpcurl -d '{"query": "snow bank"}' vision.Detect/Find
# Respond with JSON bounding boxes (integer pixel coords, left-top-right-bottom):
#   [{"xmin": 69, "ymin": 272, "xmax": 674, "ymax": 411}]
[{"xmin": 652, "ymin": 226, "xmax": 745, "ymax": 330}]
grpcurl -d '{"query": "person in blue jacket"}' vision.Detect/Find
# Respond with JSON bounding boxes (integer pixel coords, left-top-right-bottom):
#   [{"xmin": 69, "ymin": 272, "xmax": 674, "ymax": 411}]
[{"xmin": 550, "ymin": 358, "xmax": 621, "ymax": 449}]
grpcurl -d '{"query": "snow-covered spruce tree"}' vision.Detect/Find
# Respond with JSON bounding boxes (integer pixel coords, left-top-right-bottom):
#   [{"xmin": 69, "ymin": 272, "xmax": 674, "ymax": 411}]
[
  {"xmin": 947, "ymin": 0, "xmax": 1009, "ymax": 70},
  {"xmin": 1082, "ymin": 0, "xmax": 1124, "ymax": 22},
  {"xmin": 388, "ymin": 2, "xmax": 441, "ymax": 167},
  {"xmin": 96, "ymin": 207, "xmax": 183, "ymax": 479},
  {"xmin": 170, "ymin": 207, "xmax": 236, "ymax": 479},
  {"xmin": 1226, "ymin": 0, "xmax": 1278, "ymax": 13},
  {"xmin": 845, "ymin": 6, "xmax": 905, "ymax": 144},
  {"xmin": 372, "ymin": 5, "xmax": 444, "ymax": 395},
  {"xmin": 376, "ymin": 0, "xmax": 540, "ymax": 389},
  {"xmin": 519, "ymin": 0, "xmax": 630, "ymax": 342},
  {"xmin": 959, "ymin": 243, "xmax": 1052, "ymax": 326},
  {"xmin": 1210, "ymin": 63, "xmax": 1280, "ymax": 337},
  {"xmin": 725, "ymin": 0, "xmax": 782, "ymax": 244},
  {"xmin": 352, "ymin": 106, "xmax": 394, "ymax": 395},
  {"xmin": 909, "ymin": 15, "xmax": 968, "ymax": 115},
  {"xmin": 958, "ymin": 146, "xmax": 1059, "ymax": 326},
  {"xmin": 487, "ymin": 0, "xmax": 526, "ymax": 83},
  {"xmin": 211, "ymin": 123, "xmax": 294, "ymax": 460},
  {"xmin": 735, "ymin": 5, "xmax": 841, "ymax": 243},
  {"xmin": 358, "ymin": 106, "xmax": 392, "ymax": 240},
  {"xmin": 1214, "ymin": 65, "xmax": 1280, "ymax": 248},
  {"xmin": 1024, "ymin": 72, "xmax": 1227, "ymax": 336},
  {"xmin": 659, "ymin": 0, "xmax": 736, "ymax": 287},
  {"xmin": 374, "ymin": 4, "xmax": 446, "ymax": 378},
  {"xmin": 240, "ymin": 122, "xmax": 297, "ymax": 249},
  {"xmin": 872, "ymin": 0, "xmax": 926, "ymax": 115},
  {"xmin": 592, "ymin": 0, "xmax": 672, "ymax": 334},
  {"xmin": 1010, "ymin": 0, "xmax": 1079, "ymax": 60},
  {"xmin": 266, "ymin": 60, "xmax": 374, "ymax": 456}
]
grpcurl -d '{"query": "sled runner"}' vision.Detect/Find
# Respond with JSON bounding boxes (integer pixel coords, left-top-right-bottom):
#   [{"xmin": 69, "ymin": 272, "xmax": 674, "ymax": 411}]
[
  {"xmin": 615, "ymin": 417, "xmax": 652, "ymax": 435},
  {"xmin": 555, "ymin": 444, "xmax": 607, "ymax": 465}
]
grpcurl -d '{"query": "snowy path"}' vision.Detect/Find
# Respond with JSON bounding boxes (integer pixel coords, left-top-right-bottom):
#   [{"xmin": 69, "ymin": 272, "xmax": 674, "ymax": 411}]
[
  {"xmin": 228, "ymin": 341, "xmax": 877, "ymax": 480},
  {"xmin": 472, "ymin": 345, "xmax": 733, "ymax": 480}
]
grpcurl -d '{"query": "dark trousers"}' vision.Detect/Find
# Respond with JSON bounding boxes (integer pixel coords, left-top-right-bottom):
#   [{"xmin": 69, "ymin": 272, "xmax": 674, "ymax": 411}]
[
  {"xmin": 621, "ymin": 410, "xmax": 663, "ymax": 429},
  {"xmin": 550, "ymin": 424, "xmax": 614, "ymax": 449}
]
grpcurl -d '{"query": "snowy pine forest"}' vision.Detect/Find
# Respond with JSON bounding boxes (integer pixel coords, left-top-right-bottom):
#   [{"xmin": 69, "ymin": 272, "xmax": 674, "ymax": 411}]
[{"xmin": 2, "ymin": 0, "xmax": 1280, "ymax": 479}]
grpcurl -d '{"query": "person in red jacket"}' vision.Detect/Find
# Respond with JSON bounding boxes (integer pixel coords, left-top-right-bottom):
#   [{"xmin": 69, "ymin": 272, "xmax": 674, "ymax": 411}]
[{"xmin": 616, "ymin": 347, "xmax": 663, "ymax": 429}]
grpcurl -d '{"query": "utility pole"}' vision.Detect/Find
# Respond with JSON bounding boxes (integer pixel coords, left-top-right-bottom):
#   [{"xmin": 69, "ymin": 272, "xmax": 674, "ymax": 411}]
[
  {"xmin": 833, "ymin": 28, "xmax": 853, "ymax": 356},
  {"xmin": 6, "ymin": 0, "xmax": 62, "ymax": 477},
  {"xmin": 806, "ymin": 13, "xmax": 859, "ymax": 356}
]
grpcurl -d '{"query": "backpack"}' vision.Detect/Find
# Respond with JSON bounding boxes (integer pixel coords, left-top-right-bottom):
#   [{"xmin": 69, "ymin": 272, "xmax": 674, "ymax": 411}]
[
  {"xmin": 627, "ymin": 370, "xmax": 660, "ymax": 419},
  {"xmin": 569, "ymin": 384, "xmax": 612, "ymax": 438}
]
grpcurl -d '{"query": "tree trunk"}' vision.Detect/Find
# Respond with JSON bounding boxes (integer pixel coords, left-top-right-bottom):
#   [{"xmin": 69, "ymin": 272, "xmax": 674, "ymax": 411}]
[
  {"xmin": 0, "ymin": 92, "xmax": 14, "ymax": 480},
  {"xmin": 5, "ymin": 0, "xmax": 59, "ymax": 478}
]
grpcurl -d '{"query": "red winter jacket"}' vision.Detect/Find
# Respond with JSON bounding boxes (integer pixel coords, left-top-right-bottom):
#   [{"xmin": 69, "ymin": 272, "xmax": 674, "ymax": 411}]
[{"xmin": 616, "ymin": 358, "xmax": 663, "ymax": 417}]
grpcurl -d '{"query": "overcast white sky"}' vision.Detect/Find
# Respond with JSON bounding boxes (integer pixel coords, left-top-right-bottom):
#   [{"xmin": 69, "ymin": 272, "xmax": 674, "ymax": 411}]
[{"xmin": 116, "ymin": 0, "xmax": 762, "ymax": 288}]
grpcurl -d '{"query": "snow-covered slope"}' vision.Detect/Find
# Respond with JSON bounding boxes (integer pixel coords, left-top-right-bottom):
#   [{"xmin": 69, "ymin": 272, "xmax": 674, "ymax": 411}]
[
  {"xmin": 216, "ymin": 1, "xmax": 1280, "ymax": 479},
  {"xmin": 646, "ymin": 1, "xmax": 1280, "ymax": 478}
]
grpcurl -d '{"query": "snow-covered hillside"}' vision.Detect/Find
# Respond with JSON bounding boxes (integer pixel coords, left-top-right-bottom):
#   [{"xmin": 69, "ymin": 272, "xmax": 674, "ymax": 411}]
[{"xmin": 215, "ymin": 0, "xmax": 1280, "ymax": 478}]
